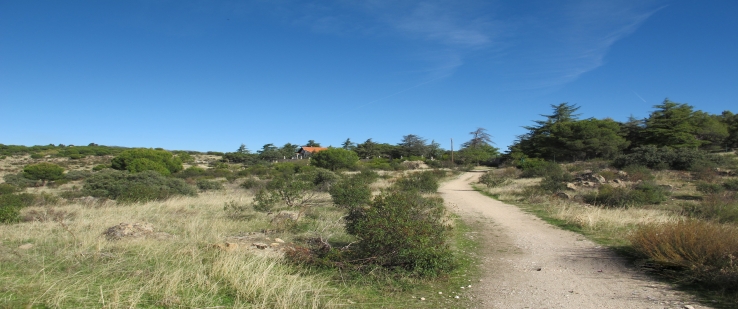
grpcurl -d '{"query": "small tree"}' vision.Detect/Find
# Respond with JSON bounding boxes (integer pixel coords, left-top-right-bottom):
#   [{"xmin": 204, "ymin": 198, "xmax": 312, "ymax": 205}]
[
  {"xmin": 23, "ymin": 162, "xmax": 64, "ymax": 185},
  {"xmin": 310, "ymin": 148, "xmax": 359, "ymax": 171},
  {"xmin": 111, "ymin": 149, "xmax": 183, "ymax": 175}
]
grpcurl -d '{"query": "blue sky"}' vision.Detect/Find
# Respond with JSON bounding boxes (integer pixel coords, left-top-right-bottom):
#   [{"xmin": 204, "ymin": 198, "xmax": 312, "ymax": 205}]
[{"xmin": 2, "ymin": 0, "xmax": 736, "ymax": 153}]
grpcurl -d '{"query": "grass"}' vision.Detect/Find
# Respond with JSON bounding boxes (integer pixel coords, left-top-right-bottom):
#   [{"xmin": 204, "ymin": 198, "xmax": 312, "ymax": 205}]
[{"xmin": 1, "ymin": 156, "xmax": 480, "ymax": 308}]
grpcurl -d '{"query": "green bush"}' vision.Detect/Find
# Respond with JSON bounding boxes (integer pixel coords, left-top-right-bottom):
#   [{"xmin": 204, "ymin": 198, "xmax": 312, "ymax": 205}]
[
  {"xmin": 478, "ymin": 171, "xmax": 511, "ymax": 188},
  {"xmin": 251, "ymin": 189, "xmax": 279, "ymax": 212},
  {"xmin": 689, "ymin": 193, "xmax": 738, "ymax": 223},
  {"xmin": 345, "ymin": 190, "xmax": 454, "ymax": 276},
  {"xmin": 0, "ymin": 184, "xmax": 19, "ymax": 195},
  {"xmin": 30, "ymin": 153, "xmax": 44, "ymax": 159},
  {"xmin": 353, "ymin": 169, "xmax": 380, "ymax": 184},
  {"xmin": 583, "ymin": 182, "xmax": 668, "ymax": 207},
  {"xmin": 3, "ymin": 173, "xmax": 38, "ymax": 188},
  {"xmin": 111, "ymin": 148, "xmax": 183, "ymax": 175},
  {"xmin": 64, "ymin": 170, "xmax": 92, "ymax": 180},
  {"xmin": 622, "ymin": 165, "xmax": 655, "ymax": 182},
  {"xmin": 23, "ymin": 162, "xmax": 65, "ymax": 182},
  {"xmin": 329, "ymin": 177, "xmax": 372, "ymax": 208},
  {"xmin": 92, "ymin": 164, "xmax": 109, "ymax": 171},
  {"xmin": 696, "ymin": 181, "xmax": 725, "ymax": 195},
  {"xmin": 310, "ymin": 148, "xmax": 359, "ymax": 171},
  {"xmin": 724, "ymin": 179, "xmax": 738, "ymax": 191},
  {"xmin": 82, "ymin": 170, "xmax": 196, "ymax": 202},
  {"xmin": 0, "ymin": 193, "xmax": 35, "ymax": 223},
  {"xmin": 613, "ymin": 145, "xmax": 723, "ymax": 171},
  {"xmin": 301, "ymin": 168, "xmax": 338, "ymax": 191},
  {"xmin": 240, "ymin": 177, "xmax": 264, "ymax": 190},
  {"xmin": 196, "ymin": 179, "xmax": 224, "ymax": 191},
  {"xmin": 538, "ymin": 171, "xmax": 573, "ymax": 193},
  {"xmin": 519, "ymin": 158, "xmax": 562, "ymax": 178},
  {"xmin": 177, "ymin": 166, "xmax": 206, "ymax": 178},
  {"xmin": 393, "ymin": 171, "xmax": 440, "ymax": 193}
]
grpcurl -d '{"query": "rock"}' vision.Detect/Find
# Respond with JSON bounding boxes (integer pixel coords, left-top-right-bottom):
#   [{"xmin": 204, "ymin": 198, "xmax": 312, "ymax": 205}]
[
  {"xmin": 594, "ymin": 175, "xmax": 606, "ymax": 183},
  {"xmin": 104, "ymin": 222, "xmax": 155, "ymax": 240},
  {"xmin": 683, "ymin": 305, "xmax": 695, "ymax": 309},
  {"xmin": 270, "ymin": 243, "xmax": 280, "ymax": 248},
  {"xmin": 612, "ymin": 179, "xmax": 621, "ymax": 184},
  {"xmin": 555, "ymin": 192, "xmax": 571, "ymax": 200},
  {"xmin": 566, "ymin": 183, "xmax": 577, "ymax": 191},
  {"xmin": 252, "ymin": 242, "xmax": 268, "ymax": 249},
  {"xmin": 17, "ymin": 243, "xmax": 33, "ymax": 250},
  {"xmin": 274, "ymin": 238, "xmax": 285, "ymax": 243},
  {"xmin": 420, "ymin": 297, "xmax": 426, "ymax": 301},
  {"xmin": 618, "ymin": 170, "xmax": 628, "ymax": 177}
]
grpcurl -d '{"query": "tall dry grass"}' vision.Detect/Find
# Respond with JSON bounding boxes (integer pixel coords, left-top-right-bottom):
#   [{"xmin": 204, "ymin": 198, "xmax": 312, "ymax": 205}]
[{"xmin": 1, "ymin": 190, "xmax": 340, "ymax": 308}]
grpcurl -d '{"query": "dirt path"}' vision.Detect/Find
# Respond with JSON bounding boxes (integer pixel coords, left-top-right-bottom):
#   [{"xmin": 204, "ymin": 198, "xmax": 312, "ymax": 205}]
[{"xmin": 440, "ymin": 171, "xmax": 709, "ymax": 309}]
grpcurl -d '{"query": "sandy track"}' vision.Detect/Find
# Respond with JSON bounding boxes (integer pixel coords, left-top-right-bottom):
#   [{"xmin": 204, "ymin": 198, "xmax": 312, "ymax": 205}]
[{"xmin": 440, "ymin": 171, "xmax": 708, "ymax": 309}]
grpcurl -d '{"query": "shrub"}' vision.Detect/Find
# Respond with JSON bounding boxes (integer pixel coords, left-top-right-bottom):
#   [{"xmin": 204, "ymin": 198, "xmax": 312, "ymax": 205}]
[
  {"xmin": 629, "ymin": 221, "xmax": 738, "ymax": 289},
  {"xmin": 478, "ymin": 171, "xmax": 510, "ymax": 188},
  {"xmin": 82, "ymin": 170, "xmax": 196, "ymax": 202},
  {"xmin": 538, "ymin": 171, "xmax": 573, "ymax": 194},
  {"xmin": 724, "ymin": 179, "xmax": 738, "ymax": 191},
  {"xmin": 690, "ymin": 192, "xmax": 738, "ymax": 223},
  {"xmin": 30, "ymin": 153, "xmax": 44, "ymax": 159},
  {"xmin": 353, "ymin": 169, "xmax": 379, "ymax": 184},
  {"xmin": 111, "ymin": 148, "xmax": 183, "ymax": 175},
  {"xmin": 300, "ymin": 168, "xmax": 338, "ymax": 191},
  {"xmin": 23, "ymin": 162, "xmax": 65, "ymax": 183},
  {"xmin": 252, "ymin": 189, "xmax": 279, "ymax": 212},
  {"xmin": 64, "ymin": 170, "xmax": 92, "ymax": 180},
  {"xmin": 240, "ymin": 177, "xmax": 264, "ymax": 190},
  {"xmin": 519, "ymin": 159, "xmax": 562, "ymax": 178},
  {"xmin": 0, "ymin": 193, "xmax": 36, "ymax": 223},
  {"xmin": 329, "ymin": 177, "xmax": 372, "ymax": 208},
  {"xmin": 345, "ymin": 190, "xmax": 454, "ymax": 276},
  {"xmin": 613, "ymin": 145, "xmax": 723, "ymax": 171},
  {"xmin": 2, "ymin": 173, "xmax": 37, "ymax": 188},
  {"xmin": 197, "ymin": 179, "xmax": 224, "ymax": 191},
  {"xmin": 92, "ymin": 164, "xmax": 109, "ymax": 171},
  {"xmin": 622, "ymin": 165, "xmax": 655, "ymax": 182},
  {"xmin": 583, "ymin": 182, "xmax": 668, "ymax": 207},
  {"xmin": 393, "ymin": 171, "xmax": 440, "ymax": 193},
  {"xmin": 0, "ymin": 184, "xmax": 19, "ymax": 195},
  {"xmin": 310, "ymin": 148, "xmax": 359, "ymax": 171},
  {"xmin": 696, "ymin": 181, "xmax": 725, "ymax": 195}
]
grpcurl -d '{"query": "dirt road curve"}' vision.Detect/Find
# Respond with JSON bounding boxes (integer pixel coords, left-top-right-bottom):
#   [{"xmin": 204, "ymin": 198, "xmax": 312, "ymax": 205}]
[{"xmin": 440, "ymin": 172, "xmax": 709, "ymax": 309}]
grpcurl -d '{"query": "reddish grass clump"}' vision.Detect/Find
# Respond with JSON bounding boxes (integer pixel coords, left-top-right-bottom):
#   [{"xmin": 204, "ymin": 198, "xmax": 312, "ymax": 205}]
[{"xmin": 630, "ymin": 220, "xmax": 738, "ymax": 288}]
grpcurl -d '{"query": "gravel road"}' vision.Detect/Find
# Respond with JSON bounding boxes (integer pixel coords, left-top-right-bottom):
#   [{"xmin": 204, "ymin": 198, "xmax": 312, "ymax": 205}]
[{"xmin": 439, "ymin": 171, "xmax": 709, "ymax": 309}]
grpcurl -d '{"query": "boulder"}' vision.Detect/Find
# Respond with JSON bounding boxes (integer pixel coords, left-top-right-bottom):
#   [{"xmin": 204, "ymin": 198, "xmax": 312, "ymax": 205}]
[{"xmin": 566, "ymin": 183, "xmax": 578, "ymax": 191}]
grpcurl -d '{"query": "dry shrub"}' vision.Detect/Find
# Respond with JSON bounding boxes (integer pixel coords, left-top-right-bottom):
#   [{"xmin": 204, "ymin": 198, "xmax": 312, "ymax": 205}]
[
  {"xmin": 630, "ymin": 220, "xmax": 738, "ymax": 288},
  {"xmin": 22, "ymin": 207, "xmax": 76, "ymax": 222}
]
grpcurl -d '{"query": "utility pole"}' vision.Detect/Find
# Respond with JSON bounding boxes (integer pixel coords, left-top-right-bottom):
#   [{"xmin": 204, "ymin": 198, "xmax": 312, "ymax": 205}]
[{"xmin": 450, "ymin": 138, "xmax": 454, "ymax": 164}]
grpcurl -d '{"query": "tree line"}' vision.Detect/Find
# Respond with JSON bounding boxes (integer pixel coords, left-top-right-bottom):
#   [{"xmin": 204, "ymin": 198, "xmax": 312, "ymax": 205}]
[{"xmin": 508, "ymin": 99, "xmax": 738, "ymax": 162}]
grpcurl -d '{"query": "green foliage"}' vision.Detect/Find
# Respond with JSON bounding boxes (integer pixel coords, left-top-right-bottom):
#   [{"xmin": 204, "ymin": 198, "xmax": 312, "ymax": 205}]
[
  {"xmin": 612, "ymin": 145, "xmax": 720, "ymax": 171},
  {"xmin": 538, "ymin": 171, "xmax": 573, "ymax": 193},
  {"xmin": 196, "ymin": 179, "xmax": 224, "ymax": 191},
  {"xmin": 310, "ymin": 148, "xmax": 359, "ymax": 171},
  {"xmin": 252, "ymin": 189, "xmax": 279, "ymax": 212},
  {"xmin": 30, "ymin": 153, "xmax": 44, "ymax": 159},
  {"xmin": 724, "ymin": 179, "xmax": 738, "ymax": 191},
  {"xmin": 3, "ymin": 173, "xmax": 37, "ymax": 188},
  {"xmin": 329, "ymin": 177, "xmax": 372, "ymax": 208},
  {"xmin": 583, "ymin": 182, "xmax": 669, "ymax": 207},
  {"xmin": 630, "ymin": 221, "xmax": 738, "ymax": 289},
  {"xmin": 689, "ymin": 193, "xmax": 738, "ymax": 223},
  {"xmin": 519, "ymin": 158, "xmax": 562, "ymax": 178},
  {"xmin": 622, "ymin": 165, "xmax": 655, "ymax": 182},
  {"xmin": 642, "ymin": 99, "xmax": 701, "ymax": 149},
  {"xmin": 696, "ymin": 181, "xmax": 725, "ymax": 195},
  {"xmin": 64, "ymin": 170, "xmax": 92, "ymax": 180},
  {"xmin": 240, "ymin": 177, "xmax": 264, "ymax": 190},
  {"xmin": 0, "ymin": 184, "xmax": 19, "ymax": 195},
  {"xmin": 393, "ymin": 171, "xmax": 440, "ymax": 193},
  {"xmin": 83, "ymin": 170, "xmax": 196, "ymax": 202},
  {"xmin": 92, "ymin": 164, "xmax": 109, "ymax": 171},
  {"xmin": 478, "ymin": 171, "xmax": 510, "ymax": 188},
  {"xmin": 301, "ymin": 168, "xmax": 338, "ymax": 191},
  {"xmin": 173, "ymin": 151, "xmax": 194, "ymax": 163},
  {"xmin": 0, "ymin": 193, "xmax": 35, "ymax": 223},
  {"xmin": 23, "ymin": 162, "xmax": 65, "ymax": 182},
  {"xmin": 345, "ymin": 190, "xmax": 454, "ymax": 276},
  {"xmin": 111, "ymin": 148, "xmax": 183, "ymax": 175}
]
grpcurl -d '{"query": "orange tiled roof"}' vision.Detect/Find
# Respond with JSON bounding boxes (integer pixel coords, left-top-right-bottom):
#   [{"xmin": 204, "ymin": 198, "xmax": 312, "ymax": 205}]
[{"xmin": 298, "ymin": 147, "xmax": 328, "ymax": 153}]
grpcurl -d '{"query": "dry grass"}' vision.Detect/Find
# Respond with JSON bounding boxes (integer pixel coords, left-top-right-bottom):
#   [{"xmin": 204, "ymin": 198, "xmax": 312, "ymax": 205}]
[{"xmin": 1, "ymin": 189, "xmax": 342, "ymax": 308}]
